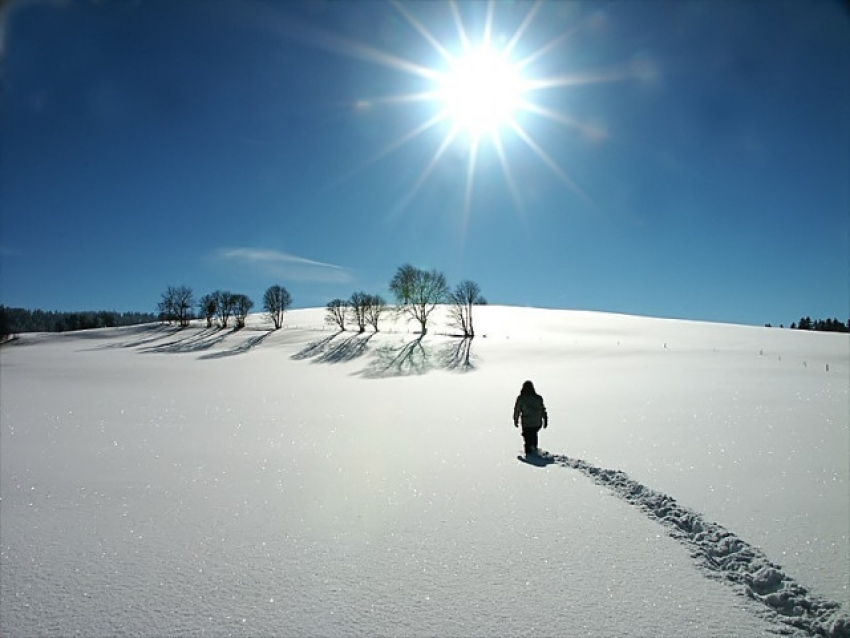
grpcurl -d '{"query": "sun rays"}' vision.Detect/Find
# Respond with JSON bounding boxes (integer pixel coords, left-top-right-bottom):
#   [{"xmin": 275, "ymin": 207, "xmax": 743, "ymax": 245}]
[{"xmin": 305, "ymin": 0, "xmax": 626, "ymax": 226}]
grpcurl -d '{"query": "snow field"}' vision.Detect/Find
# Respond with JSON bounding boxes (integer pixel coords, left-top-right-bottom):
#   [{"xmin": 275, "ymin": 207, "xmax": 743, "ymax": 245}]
[{"xmin": 1, "ymin": 306, "xmax": 847, "ymax": 636}]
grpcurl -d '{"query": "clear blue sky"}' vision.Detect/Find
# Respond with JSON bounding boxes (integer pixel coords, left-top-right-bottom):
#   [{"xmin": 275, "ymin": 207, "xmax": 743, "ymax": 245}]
[{"xmin": 2, "ymin": 0, "xmax": 848, "ymax": 326}]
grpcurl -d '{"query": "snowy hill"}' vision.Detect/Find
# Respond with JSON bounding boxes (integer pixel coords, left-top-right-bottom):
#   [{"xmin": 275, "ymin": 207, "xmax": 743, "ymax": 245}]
[{"xmin": 1, "ymin": 306, "xmax": 848, "ymax": 636}]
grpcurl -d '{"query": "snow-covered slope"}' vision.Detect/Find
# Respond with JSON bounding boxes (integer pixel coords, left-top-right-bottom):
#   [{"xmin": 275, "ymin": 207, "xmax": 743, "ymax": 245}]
[{"xmin": 1, "ymin": 307, "xmax": 848, "ymax": 636}]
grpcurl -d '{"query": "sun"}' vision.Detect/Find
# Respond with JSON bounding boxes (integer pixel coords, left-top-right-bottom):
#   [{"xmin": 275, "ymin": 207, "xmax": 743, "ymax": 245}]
[
  {"xmin": 437, "ymin": 45, "xmax": 525, "ymax": 138},
  {"xmin": 312, "ymin": 1, "xmax": 625, "ymax": 224}
]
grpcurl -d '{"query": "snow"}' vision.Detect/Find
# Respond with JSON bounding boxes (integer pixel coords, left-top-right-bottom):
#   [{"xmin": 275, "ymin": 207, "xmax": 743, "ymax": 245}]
[{"xmin": 1, "ymin": 306, "xmax": 848, "ymax": 637}]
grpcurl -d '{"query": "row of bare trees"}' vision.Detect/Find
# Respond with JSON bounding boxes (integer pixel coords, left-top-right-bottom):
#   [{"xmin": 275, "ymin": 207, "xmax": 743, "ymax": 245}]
[
  {"xmin": 159, "ymin": 285, "xmax": 292, "ymax": 330},
  {"xmin": 390, "ymin": 264, "xmax": 486, "ymax": 337},
  {"xmin": 196, "ymin": 291, "xmax": 254, "ymax": 329},
  {"xmin": 162, "ymin": 265, "xmax": 481, "ymax": 336},
  {"xmin": 325, "ymin": 265, "xmax": 485, "ymax": 337},
  {"xmin": 326, "ymin": 293, "xmax": 387, "ymax": 332},
  {"xmin": 158, "ymin": 285, "xmax": 196, "ymax": 328}
]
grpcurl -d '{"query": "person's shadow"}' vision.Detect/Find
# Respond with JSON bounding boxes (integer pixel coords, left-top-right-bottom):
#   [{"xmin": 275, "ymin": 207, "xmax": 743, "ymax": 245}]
[{"xmin": 516, "ymin": 451, "xmax": 556, "ymax": 467}]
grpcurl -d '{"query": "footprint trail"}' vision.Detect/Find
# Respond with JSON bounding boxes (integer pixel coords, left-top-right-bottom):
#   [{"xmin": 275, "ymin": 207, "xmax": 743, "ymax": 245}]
[{"xmin": 535, "ymin": 452, "xmax": 849, "ymax": 638}]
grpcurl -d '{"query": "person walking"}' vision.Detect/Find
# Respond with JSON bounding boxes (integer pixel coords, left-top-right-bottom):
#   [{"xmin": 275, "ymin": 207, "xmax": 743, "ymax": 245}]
[{"xmin": 513, "ymin": 380, "xmax": 548, "ymax": 455}]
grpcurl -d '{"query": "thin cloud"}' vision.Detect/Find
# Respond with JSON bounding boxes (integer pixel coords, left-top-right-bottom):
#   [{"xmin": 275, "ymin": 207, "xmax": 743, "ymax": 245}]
[
  {"xmin": 215, "ymin": 248, "xmax": 352, "ymax": 283},
  {"xmin": 0, "ymin": 246, "xmax": 23, "ymax": 257}
]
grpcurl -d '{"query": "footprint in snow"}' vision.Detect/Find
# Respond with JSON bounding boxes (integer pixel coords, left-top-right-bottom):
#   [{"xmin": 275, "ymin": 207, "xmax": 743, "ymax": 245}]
[{"xmin": 520, "ymin": 450, "xmax": 850, "ymax": 638}]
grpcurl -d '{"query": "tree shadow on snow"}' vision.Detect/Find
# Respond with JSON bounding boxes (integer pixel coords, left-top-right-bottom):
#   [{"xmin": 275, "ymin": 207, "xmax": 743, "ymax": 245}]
[
  {"xmin": 291, "ymin": 331, "xmax": 375, "ymax": 364},
  {"xmin": 523, "ymin": 451, "xmax": 850, "ymax": 636},
  {"xmin": 292, "ymin": 332, "xmax": 477, "ymax": 378},
  {"xmin": 291, "ymin": 333, "xmax": 340, "ymax": 361},
  {"xmin": 198, "ymin": 329, "xmax": 275, "ymax": 359},
  {"xmin": 358, "ymin": 336, "xmax": 430, "ymax": 378},
  {"xmin": 142, "ymin": 327, "xmax": 235, "ymax": 354},
  {"xmin": 318, "ymin": 332, "xmax": 375, "ymax": 363},
  {"xmin": 435, "ymin": 336, "xmax": 475, "ymax": 372},
  {"xmin": 87, "ymin": 324, "xmax": 181, "ymax": 350}
]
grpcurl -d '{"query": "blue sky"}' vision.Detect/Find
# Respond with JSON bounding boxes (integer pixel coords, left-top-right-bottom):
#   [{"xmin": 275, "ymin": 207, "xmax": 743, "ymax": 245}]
[{"xmin": 1, "ymin": 0, "xmax": 848, "ymax": 326}]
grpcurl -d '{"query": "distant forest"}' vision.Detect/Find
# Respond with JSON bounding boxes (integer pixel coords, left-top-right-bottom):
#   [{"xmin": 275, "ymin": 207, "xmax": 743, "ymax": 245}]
[
  {"xmin": 787, "ymin": 317, "xmax": 849, "ymax": 333},
  {"xmin": 0, "ymin": 306, "xmax": 157, "ymax": 336}
]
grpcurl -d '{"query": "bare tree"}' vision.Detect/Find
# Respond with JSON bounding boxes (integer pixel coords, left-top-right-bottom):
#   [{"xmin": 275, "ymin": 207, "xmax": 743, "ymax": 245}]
[
  {"xmin": 214, "ymin": 290, "xmax": 236, "ymax": 328},
  {"xmin": 326, "ymin": 298, "xmax": 347, "ymax": 331},
  {"xmin": 365, "ymin": 294, "xmax": 387, "ymax": 332},
  {"xmin": 233, "ymin": 294, "xmax": 254, "ymax": 329},
  {"xmin": 198, "ymin": 294, "xmax": 217, "ymax": 328},
  {"xmin": 349, "ymin": 291, "xmax": 369, "ymax": 333},
  {"xmin": 159, "ymin": 285, "xmax": 194, "ymax": 327},
  {"xmin": 263, "ymin": 285, "xmax": 292, "ymax": 330},
  {"xmin": 157, "ymin": 297, "xmax": 174, "ymax": 324},
  {"xmin": 389, "ymin": 263, "xmax": 417, "ymax": 305},
  {"xmin": 389, "ymin": 266, "xmax": 447, "ymax": 335},
  {"xmin": 449, "ymin": 280, "xmax": 485, "ymax": 337}
]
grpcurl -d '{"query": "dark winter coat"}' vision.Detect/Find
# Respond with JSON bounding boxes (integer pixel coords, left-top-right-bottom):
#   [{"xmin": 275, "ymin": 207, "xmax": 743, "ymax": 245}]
[{"xmin": 513, "ymin": 393, "xmax": 548, "ymax": 430}]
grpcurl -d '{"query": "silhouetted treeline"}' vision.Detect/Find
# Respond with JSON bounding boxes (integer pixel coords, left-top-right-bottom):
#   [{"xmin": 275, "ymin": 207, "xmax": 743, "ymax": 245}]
[
  {"xmin": 790, "ymin": 316, "xmax": 849, "ymax": 333},
  {"xmin": 0, "ymin": 306, "xmax": 157, "ymax": 336}
]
